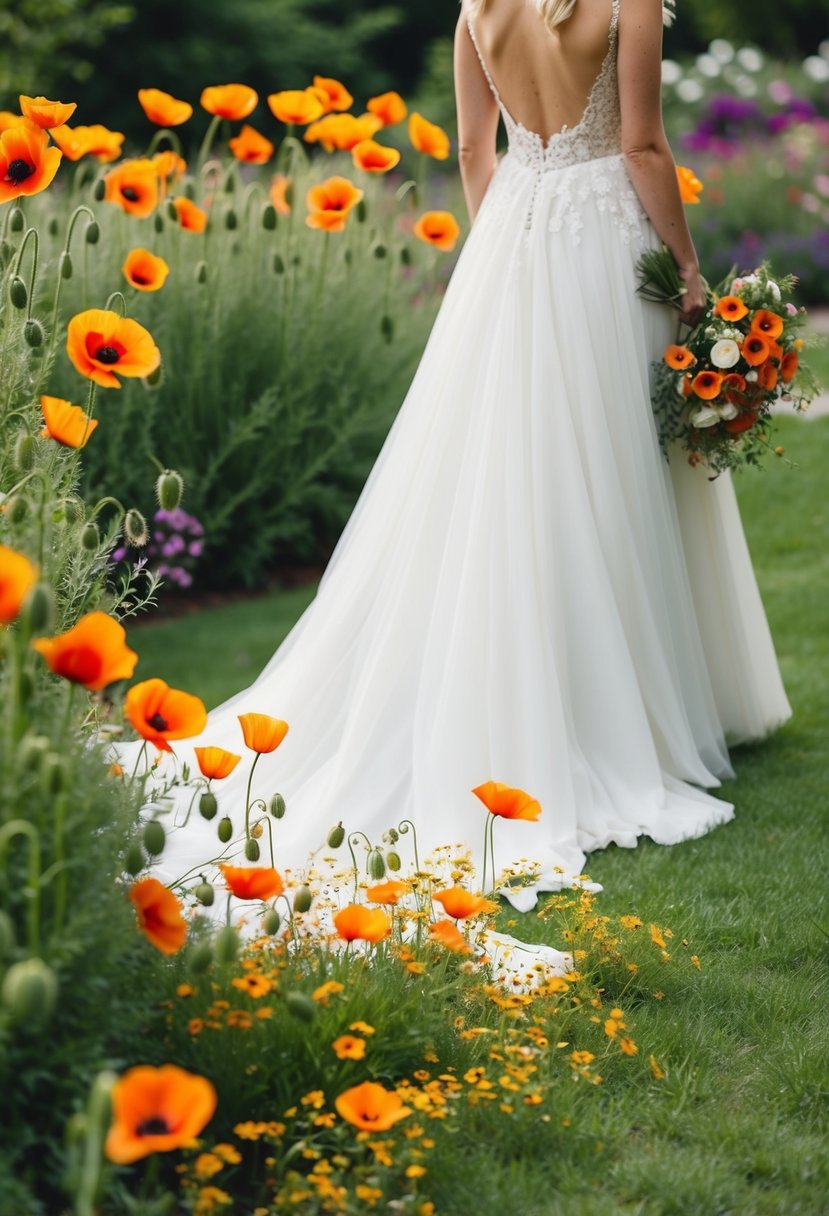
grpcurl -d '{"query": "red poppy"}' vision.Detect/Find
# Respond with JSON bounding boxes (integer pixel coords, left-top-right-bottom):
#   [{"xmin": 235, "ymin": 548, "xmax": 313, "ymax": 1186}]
[
  {"xmin": 105, "ymin": 1065, "xmax": 217, "ymax": 1163},
  {"xmin": 124, "ymin": 678, "xmax": 207, "ymax": 751},
  {"xmin": 219, "ymin": 864, "xmax": 284, "ymax": 901},
  {"xmin": 0, "ymin": 122, "xmax": 62, "ymax": 203},
  {"xmin": 129, "ymin": 877, "xmax": 188, "ymax": 955}
]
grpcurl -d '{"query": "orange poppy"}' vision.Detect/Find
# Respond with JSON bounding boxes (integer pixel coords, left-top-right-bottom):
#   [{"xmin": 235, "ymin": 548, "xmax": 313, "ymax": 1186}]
[
  {"xmin": 750, "ymin": 309, "xmax": 784, "ymax": 341},
  {"xmin": 125, "ymin": 678, "xmax": 208, "ymax": 751},
  {"xmin": 201, "ymin": 84, "xmax": 258, "ymax": 121},
  {"xmin": 267, "ymin": 89, "xmax": 324, "ymax": 126},
  {"xmin": 675, "ymin": 164, "xmax": 703, "ymax": 204},
  {"xmin": 722, "ymin": 372, "xmax": 747, "ymax": 404},
  {"xmin": 238, "ymin": 712, "xmax": 289, "ymax": 753},
  {"xmin": 306, "ymin": 175, "xmax": 364, "ymax": 233},
  {"xmin": 367, "ymin": 91, "xmax": 408, "ymax": 127},
  {"xmin": 172, "ymin": 196, "xmax": 208, "ymax": 233},
  {"xmin": 0, "ymin": 122, "xmax": 62, "ymax": 203},
  {"xmin": 757, "ymin": 361, "xmax": 778, "ymax": 390},
  {"xmin": 49, "ymin": 124, "xmax": 93, "ymax": 161},
  {"xmin": 313, "ymin": 76, "xmax": 354, "ymax": 113},
  {"xmin": 219, "ymin": 864, "xmax": 284, "ymax": 901},
  {"xmin": 129, "ymin": 877, "xmax": 188, "ymax": 955},
  {"xmin": 229, "ymin": 123, "xmax": 274, "ymax": 164},
  {"xmin": 690, "ymin": 371, "xmax": 724, "ymax": 400},
  {"xmin": 66, "ymin": 308, "xmax": 160, "ymax": 389},
  {"xmin": 428, "ymin": 919, "xmax": 473, "ymax": 953},
  {"xmin": 138, "ymin": 88, "xmax": 193, "ymax": 127},
  {"xmin": 352, "ymin": 139, "xmax": 400, "ymax": 173},
  {"xmin": 334, "ymin": 904, "xmax": 391, "ymax": 944},
  {"xmin": 412, "ymin": 210, "xmax": 461, "ymax": 252},
  {"xmin": 104, "ymin": 158, "xmax": 160, "ymax": 218},
  {"xmin": 471, "ymin": 781, "xmax": 542, "ymax": 821},
  {"xmin": 723, "ymin": 408, "xmax": 759, "ymax": 436},
  {"xmin": 740, "ymin": 333, "xmax": 770, "ymax": 367},
  {"xmin": 433, "ymin": 887, "xmax": 488, "ymax": 920},
  {"xmin": 32, "ymin": 611, "xmax": 138, "ymax": 689},
  {"xmin": 153, "ymin": 149, "xmax": 187, "ymax": 182},
  {"xmin": 305, "ymin": 113, "xmax": 382, "ymax": 152},
  {"xmin": 408, "ymin": 112, "xmax": 450, "ymax": 160},
  {"xmin": 105, "ymin": 1064, "xmax": 217, "ymax": 1164},
  {"xmin": 766, "ymin": 338, "xmax": 783, "ymax": 363},
  {"xmin": 366, "ymin": 880, "xmax": 409, "ymax": 905},
  {"xmin": 123, "ymin": 247, "xmax": 170, "ymax": 292},
  {"xmin": 663, "ymin": 344, "xmax": 696, "ymax": 371},
  {"xmin": 269, "ymin": 173, "xmax": 292, "ymax": 215},
  {"xmin": 335, "ymin": 1081, "xmax": 412, "ymax": 1132},
  {"xmin": 780, "ymin": 351, "xmax": 799, "ymax": 382},
  {"xmin": 332, "ymin": 1034, "xmax": 366, "ymax": 1060},
  {"xmin": 0, "ymin": 112, "xmax": 24, "ymax": 133},
  {"xmin": 194, "ymin": 747, "xmax": 241, "ymax": 780},
  {"xmin": 40, "ymin": 394, "xmax": 98, "ymax": 448},
  {"xmin": 19, "ymin": 94, "xmax": 77, "ymax": 130},
  {"xmin": 713, "ymin": 295, "xmax": 748, "ymax": 322},
  {"xmin": 0, "ymin": 545, "xmax": 38, "ymax": 626},
  {"xmin": 81, "ymin": 124, "xmax": 126, "ymax": 162}
]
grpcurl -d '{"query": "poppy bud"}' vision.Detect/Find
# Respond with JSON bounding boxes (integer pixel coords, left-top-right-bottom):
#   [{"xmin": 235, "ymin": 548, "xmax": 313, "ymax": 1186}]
[
  {"xmin": 156, "ymin": 469, "xmax": 184, "ymax": 511},
  {"xmin": 327, "ymin": 822, "xmax": 345, "ymax": 849},
  {"xmin": 368, "ymin": 848, "xmax": 386, "ymax": 880},
  {"xmin": 24, "ymin": 319, "xmax": 44, "ymax": 348},
  {"xmin": 85, "ymin": 221, "xmax": 100, "ymax": 245},
  {"xmin": 343, "ymin": 248, "xmax": 353, "ymax": 266},
  {"xmin": 0, "ymin": 910, "xmax": 15, "ymax": 958},
  {"xmin": 199, "ymin": 792, "xmax": 218, "ymax": 820},
  {"xmin": 142, "ymin": 819, "xmax": 166, "ymax": 856},
  {"xmin": 154, "ymin": 212, "xmax": 164, "ymax": 234},
  {"xmin": 244, "ymin": 837, "xmax": 260, "ymax": 862},
  {"xmin": 356, "ymin": 199, "xmax": 367, "ymax": 223},
  {"xmin": 0, "ymin": 239, "xmax": 11, "ymax": 268},
  {"xmin": 218, "ymin": 816, "xmax": 233, "ymax": 843},
  {"xmin": 270, "ymin": 793, "xmax": 286, "ymax": 819},
  {"xmin": 400, "ymin": 246, "xmax": 412, "ymax": 266},
  {"xmin": 224, "ymin": 209, "xmax": 238, "ymax": 230},
  {"xmin": 1, "ymin": 957, "xmax": 58, "ymax": 1028},
  {"xmin": 372, "ymin": 242, "xmax": 387, "ymax": 259},
  {"xmin": 63, "ymin": 498, "xmax": 82, "ymax": 525},
  {"xmin": 273, "ymin": 253, "xmax": 285, "ymax": 274},
  {"xmin": 59, "ymin": 251, "xmax": 74, "ymax": 280},
  {"xmin": 7, "ymin": 495, "xmax": 28, "ymax": 524},
  {"xmin": 40, "ymin": 753, "xmax": 67, "ymax": 796},
  {"xmin": 262, "ymin": 907, "xmax": 281, "ymax": 935},
  {"xmin": 14, "ymin": 433, "xmax": 35, "ymax": 472},
  {"xmin": 167, "ymin": 200, "xmax": 179, "ymax": 221},
  {"xmin": 195, "ymin": 879, "xmax": 215, "ymax": 907},
  {"xmin": 124, "ymin": 840, "xmax": 146, "ymax": 876},
  {"xmin": 124, "ymin": 508, "xmax": 149, "ymax": 547},
  {"xmin": 10, "ymin": 276, "xmax": 27, "ymax": 309},
  {"xmin": 93, "ymin": 178, "xmax": 106, "ymax": 201},
  {"xmin": 214, "ymin": 924, "xmax": 239, "ymax": 966},
  {"xmin": 80, "ymin": 521, "xmax": 99, "ymax": 551},
  {"xmin": 386, "ymin": 850, "xmax": 402, "ymax": 872},
  {"xmin": 22, "ymin": 584, "xmax": 55, "ymax": 636},
  {"xmin": 9, "ymin": 206, "xmax": 24, "ymax": 232},
  {"xmin": 187, "ymin": 940, "xmax": 214, "ymax": 974},
  {"xmin": 195, "ymin": 260, "xmax": 208, "ymax": 284},
  {"xmin": 251, "ymin": 821, "xmax": 264, "ymax": 839},
  {"xmin": 293, "ymin": 885, "xmax": 313, "ymax": 914},
  {"xmin": 381, "ymin": 315, "xmax": 394, "ymax": 343},
  {"xmin": 285, "ymin": 990, "xmax": 316, "ymax": 1022},
  {"xmin": 261, "ymin": 203, "xmax": 277, "ymax": 230}
]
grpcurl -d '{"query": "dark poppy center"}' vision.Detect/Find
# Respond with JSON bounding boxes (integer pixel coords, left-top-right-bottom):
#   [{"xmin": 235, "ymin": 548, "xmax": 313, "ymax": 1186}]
[
  {"xmin": 147, "ymin": 712, "xmax": 168, "ymax": 732},
  {"xmin": 132, "ymin": 273, "xmax": 150, "ymax": 285},
  {"xmin": 6, "ymin": 159, "xmax": 34, "ymax": 184},
  {"xmin": 136, "ymin": 1116, "xmax": 171, "ymax": 1137},
  {"xmin": 121, "ymin": 186, "xmax": 140, "ymax": 201},
  {"xmin": 95, "ymin": 345, "xmax": 121, "ymax": 364}
]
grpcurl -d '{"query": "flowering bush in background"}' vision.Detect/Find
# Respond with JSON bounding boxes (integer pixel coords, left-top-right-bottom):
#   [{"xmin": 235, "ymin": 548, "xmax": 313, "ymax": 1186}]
[{"xmin": 113, "ymin": 507, "xmax": 205, "ymax": 590}]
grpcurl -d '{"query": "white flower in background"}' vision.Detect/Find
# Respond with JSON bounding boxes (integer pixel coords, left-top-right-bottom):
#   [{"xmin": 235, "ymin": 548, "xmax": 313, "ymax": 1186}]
[
  {"xmin": 709, "ymin": 39, "xmax": 735, "ymax": 64},
  {"xmin": 696, "ymin": 53, "xmax": 721, "ymax": 78},
  {"xmin": 662, "ymin": 59, "xmax": 683, "ymax": 85},
  {"xmin": 735, "ymin": 76, "xmax": 758, "ymax": 98},
  {"xmin": 746, "ymin": 369, "xmax": 759, "ymax": 383},
  {"xmin": 736, "ymin": 47, "xmax": 764, "ymax": 72},
  {"xmin": 718, "ymin": 401, "xmax": 739, "ymax": 421},
  {"xmin": 690, "ymin": 406, "xmax": 721, "ymax": 428},
  {"xmin": 804, "ymin": 56, "xmax": 829, "ymax": 83},
  {"xmin": 710, "ymin": 339, "xmax": 740, "ymax": 369},
  {"xmin": 676, "ymin": 78, "xmax": 704, "ymax": 103}
]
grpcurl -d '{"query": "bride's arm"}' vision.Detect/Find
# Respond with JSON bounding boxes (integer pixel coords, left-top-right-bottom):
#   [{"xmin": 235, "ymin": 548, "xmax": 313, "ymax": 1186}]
[
  {"xmin": 618, "ymin": 0, "xmax": 706, "ymax": 325},
  {"xmin": 454, "ymin": 12, "xmax": 500, "ymax": 223}
]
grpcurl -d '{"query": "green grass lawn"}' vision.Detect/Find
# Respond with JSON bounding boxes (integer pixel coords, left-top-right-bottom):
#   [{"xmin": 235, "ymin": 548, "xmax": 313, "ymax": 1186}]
[{"xmin": 132, "ymin": 415, "xmax": 828, "ymax": 1215}]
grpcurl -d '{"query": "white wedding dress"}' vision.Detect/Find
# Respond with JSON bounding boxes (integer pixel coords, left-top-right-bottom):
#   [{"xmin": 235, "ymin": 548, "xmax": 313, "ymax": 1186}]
[{"xmin": 140, "ymin": 0, "xmax": 791, "ymax": 905}]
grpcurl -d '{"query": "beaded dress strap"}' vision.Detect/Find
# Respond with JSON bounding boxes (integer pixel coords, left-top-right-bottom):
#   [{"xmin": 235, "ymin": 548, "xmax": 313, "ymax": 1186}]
[{"xmin": 465, "ymin": 12, "xmax": 506, "ymax": 116}]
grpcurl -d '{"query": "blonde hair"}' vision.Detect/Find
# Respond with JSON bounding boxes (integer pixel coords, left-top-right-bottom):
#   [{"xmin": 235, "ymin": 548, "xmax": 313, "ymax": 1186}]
[{"xmin": 465, "ymin": 0, "xmax": 676, "ymax": 32}]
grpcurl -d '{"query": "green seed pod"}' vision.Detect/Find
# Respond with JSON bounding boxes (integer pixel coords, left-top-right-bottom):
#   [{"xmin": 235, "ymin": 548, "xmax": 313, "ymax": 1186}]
[
  {"xmin": 184, "ymin": 179, "xmax": 197, "ymax": 200},
  {"xmin": 199, "ymin": 792, "xmax": 218, "ymax": 821},
  {"xmin": 22, "ymin": 583, "xmax": 55, "ymax": 636},
  {"xmin": 262, "ymin": 907, "xmax": 281, "ymax": 936},
  {"xmin": 355, "ymin": 198, "xmax": 367, "ymax": 223},
  {"xmin": 270, "ymin": 793, "xmax": 286, "ymax": 820},
  {"xmin": 1, "ymin": 958, "xmax": 59, "ymax": 1028},
  {"xmin": 285, "ymin": 990, "xmax": 316, "ymax": 1023},
  {"xmin": 214, "ymin": 924, "xmax": 239, "ymax": 966},
  {"xmin": 381, "ymin": 314, "xmax": 394, "ymax": 343},
  {"xmin": 400, "ymin": 245, "xmax": 412, "ymax": 266},
  {"xmin": 244, "ymin": 837, "xmax": 261, "ymax": 862},
  {"xmin": 46, "ymin": 216, "xmax": 59, "ymax": 237},
  {"xmin": 0, "ymin": 239, "xmax": 12, "ymax": 268},
  {"xmin": 124, "ymin": 508, "xmax": 149, "ymax": 546},
  {"xmin": 327, "ymin": 822, "xmax": 345, "ymax": 849},
  {"xmin": 63, "ymin": 497, "xmax": 82, "ymax": 525},
  {"xmin": 85, "ymin": 221, "xmax": 100, "ymax": 245},
  {"xmin": 59, "ymin": 250, "xmax": 74, "ymax": 280},
  {"xmin": 372, "ymin": 242, "xmax": 387, "ymax": 259},
  {"xmin": 224, "ymin": 208, "xmax": 238, "ymax": 230},
  {"xmin": 368, "ymin": 848, "xmax": 386, "ymax": 881},
  {"xmin": 124, "ymin": 840, "xmax": 146, "ymax": 877},
  {"xmin": 273, "ymin": 253, "xmax": 285, "ymax": 274},
  {"xmin": 80, "ymin": 521, "xmax": 100, "ymax": 551},
  {"xmin": 386, "ymin": 850, "xmax": 402, "ymax": 872},
  {"xmin": 142, "ymin": 819, "xmax": 166, "ymax": 856},
  {"xmin": 293, "ymin": 885, "xmax": 313, "ymax": 914},
  {"xmin": 93, "ymin": 178, "xmax": 106, "ymax": 201},
  {"xmin": 0, "ymin": 910, "xmax": 15, "ymax": 958},
  {"xmin": 10, "ymin": 276, "xmax": 27, "ymax": 309},
  {"xmin": 167, "ymin": 199, "xmax": 179, "ymax": 220},
  {"xmin": 7, "ymin": 495, "xmax": 28, "ymax": 525},
  {"xmin": 156, "ymin": 469, "xmax": 184, "ymax": 511},
  {"xmin": 24, "ymin": 318, "xmax": 45, "ymax": 348},
  {"xmin": 261, "ymin": 203, "xmax": 277, "ymax": 230},
  {"xmin": 194, "ymin": 880, "xmax": 215, "ymax": 907},
  {"xmin": 195, "ymin": 260, "xmax": 208, "ymax": 284},
  {"xmin": 14, "ymin": 432, "xmax": 35, "ymax": 472},
  {"xmin": 223, "ymin": 171, "xmax": 236, "ymax": 194},
  {"xmin": 154, "ymin": 212, "xmax": 165, "ymax": 234},
  {"xmin": 9, "ymin": 206, "xmax": 24, "ymax": 232},
  {"xmin": 187, "ymin": 940, "xmax": 214, "ymax": 975},
  {"xmin": 218, "ymin": 816, "xmax": 233, "ymax": 843},
  {"xmin": 41, "ymin": 753, "xmax": 67, "ymax": 795}
]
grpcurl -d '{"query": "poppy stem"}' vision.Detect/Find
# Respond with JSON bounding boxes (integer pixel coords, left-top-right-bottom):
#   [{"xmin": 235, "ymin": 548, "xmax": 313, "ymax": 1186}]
[
  {"xmin": 196, "ymin": 115, "xmax": 222, "ymax": 171},
  {"xmin": 130, "ymin": 740, "xmax": 148, "ymax": 782},
  {"xmin": 59, "ymin": 681, "xmax": 77, "ymax": 747},
  {"xmin": 481, "ymin": 814, "xmax": 490, "ymax": 895},
  {"xmin": 0, "ymin": 820, "xmax": 41, "ymax": 955},
  {"xmin": 243, "ymin": 752, "xmax": 262, "ymax": 840}
]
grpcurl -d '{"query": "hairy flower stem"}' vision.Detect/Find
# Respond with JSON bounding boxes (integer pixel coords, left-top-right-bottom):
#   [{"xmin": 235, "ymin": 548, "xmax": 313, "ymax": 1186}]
[
  {"xmin": 196, "ymin": 115, "xmax": 222, "ymax": 171},
  {"xmin": 243, "ymin": 752, "xmax": 262, "ymax": 840},
  {"xmin": 0, "ymin": 820, "xmax": 42, "ymax": 954}
]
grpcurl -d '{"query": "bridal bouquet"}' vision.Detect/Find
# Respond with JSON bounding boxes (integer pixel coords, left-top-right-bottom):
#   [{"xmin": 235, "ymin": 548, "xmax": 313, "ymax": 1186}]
[{"xmin": 637, "ymin": 254, "xmax": 821, "ymax": 474}]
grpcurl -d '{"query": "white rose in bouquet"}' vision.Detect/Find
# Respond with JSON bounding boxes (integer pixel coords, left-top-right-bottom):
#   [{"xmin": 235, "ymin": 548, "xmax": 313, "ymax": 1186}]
[
  {"xmin": 717, "ymin": 401, "xmax": 739, "ymax": 421},
  {"xmin": 690, "ymin": 405, "xmax": 721, "ymax": 427},
  {"xmin": 710, "ymin": 339, "xmax": 740, "ymax": 368}
]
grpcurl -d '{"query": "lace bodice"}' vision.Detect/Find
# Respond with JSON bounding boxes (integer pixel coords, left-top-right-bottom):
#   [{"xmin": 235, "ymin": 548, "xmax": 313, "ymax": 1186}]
[{"xmin": 466, "ymin": 0, "xmax": 622, "ymax": 172}]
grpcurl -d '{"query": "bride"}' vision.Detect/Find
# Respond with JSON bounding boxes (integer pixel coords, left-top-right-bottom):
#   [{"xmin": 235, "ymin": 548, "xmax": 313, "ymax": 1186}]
[{"xmin": 143, "ymin": 0, "xmax": 790, "ymax": 901}]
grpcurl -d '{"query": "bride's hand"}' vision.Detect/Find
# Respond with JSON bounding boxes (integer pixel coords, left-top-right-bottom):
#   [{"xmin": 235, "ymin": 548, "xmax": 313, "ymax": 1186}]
[{"xmin": 678, "ymin": 265, "xmax": 707, "ymax": 328}]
